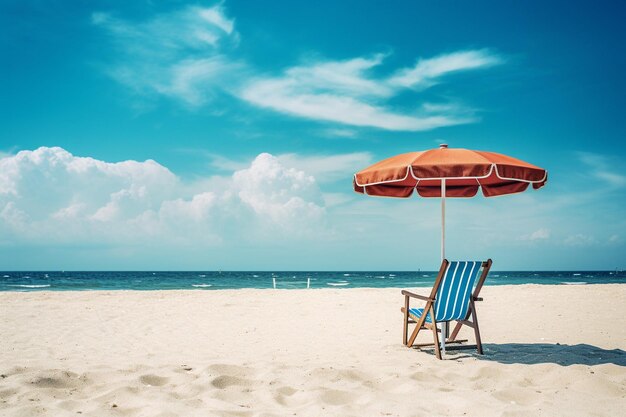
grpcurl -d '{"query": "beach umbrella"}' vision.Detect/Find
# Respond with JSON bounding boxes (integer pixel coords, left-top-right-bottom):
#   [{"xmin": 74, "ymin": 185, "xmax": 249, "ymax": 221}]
[
  {"xmin": 353, "ymin": 144, "xmax": 548, "ymax": 351},
  {"xmin": 353, "ymin": 144, "xmax": 547, "ymax": 260}
]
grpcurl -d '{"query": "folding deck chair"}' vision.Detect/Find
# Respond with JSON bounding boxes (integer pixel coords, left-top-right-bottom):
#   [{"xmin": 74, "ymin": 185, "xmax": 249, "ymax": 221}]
[{"xmin": 401, "ymin": 259, "xmax": 492, "ymax": 359}]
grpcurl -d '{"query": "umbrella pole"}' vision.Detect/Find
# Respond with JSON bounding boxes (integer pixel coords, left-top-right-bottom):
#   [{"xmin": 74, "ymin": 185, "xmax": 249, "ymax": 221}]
[
  {"xmin": 441, "ymin": 179, "xmax": 447, "ymax": 355},
  {"xmin": 441, "ymin": 179, "xmax": 446, "ymax": 261}
]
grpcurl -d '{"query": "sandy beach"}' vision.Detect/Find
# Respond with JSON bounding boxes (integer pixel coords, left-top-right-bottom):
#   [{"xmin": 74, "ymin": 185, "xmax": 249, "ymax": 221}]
[{"xmin": 1, "ymin": 284, "xmax": 625, "ymax": 416}]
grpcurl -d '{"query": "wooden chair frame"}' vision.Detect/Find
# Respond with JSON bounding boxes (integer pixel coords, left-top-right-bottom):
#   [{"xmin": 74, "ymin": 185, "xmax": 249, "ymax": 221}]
[{"xmin": 401, "ymin": 259, "xmax": 492, "ymax": 359}]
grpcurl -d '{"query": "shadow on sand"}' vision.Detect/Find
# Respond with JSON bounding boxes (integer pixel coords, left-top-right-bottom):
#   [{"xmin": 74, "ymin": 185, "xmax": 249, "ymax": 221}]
[{"xmin": 468, "ymin": 343, "xmax": 626, "ymax": 366}]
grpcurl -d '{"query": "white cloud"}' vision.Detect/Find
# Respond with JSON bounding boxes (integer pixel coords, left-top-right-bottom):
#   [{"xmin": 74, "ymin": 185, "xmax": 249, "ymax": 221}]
[
  {"xmin": 608, "ymin": 234, "xmax": 622, "ymax": 245},
  {"xmin": 387, "ymin": 49, "xmax": 502, "ymax": 89},
  {"xmin": 93, "ymin": 4, "xmax": 502, "ymax": 131},
  {"xmin": 1, "ymin": 148, "xmax": 624, "ymax": 269},
  {"xmin": 238, "ymin": 50, "xmax": 496, "ymax": 131},
  {"xmin": 276, "ymin": 55, "xmax": 394, "ymax": 98},
  {"xmin": 577, "ymin": 152, "xmax": 626, "ymax": 188},
  {"xmin": 205, "ymin": 152, "xmax": 250, "ymax": 172},
  {"xmin": 322, "ymin": 192, "xmax": 354, "ymax": 208},
  {"xmin": 92, "ymin": 4, "xmax": 242, "ymax": 106},
  {"xmin": 240, "ymin": 79, "xmax": 470, "ymax": 131},
  {"xmin": 563, "ymin": 234, "xmax": 598, "ymax": 247},
  {"xmin": 233, "ymin": 153, "xmax": 325, "ymax": 232},
  {"xmin": 198, "ymin": 5, "xmax": 235, "ymax": 35},
  {"xmin": 276, "ymin": 152, "xmax": 373, "ymax": 183},
  {"xmin": 520, "ymin": 228, "xmax": 551, "ymax": 241},
  {"xmin": 155, "ymin": 57, "xmax": 241, "ymax": 105},
  {"xmin": 322, "ymin": 128, "xmax": 358, "ymax": 138},
  {"xmin": 205, "ymin": 151, "xmax": 373, "ymax": 183},
  {"xmin": 0, "ymin": 147, "xmax": 327, "ymax": 246}
]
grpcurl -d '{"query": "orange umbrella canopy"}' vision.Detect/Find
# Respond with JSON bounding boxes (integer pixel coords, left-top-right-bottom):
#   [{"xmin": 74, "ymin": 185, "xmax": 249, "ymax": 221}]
[{"xmin": 354, "ymin": 144, "xmax": 547, "ymax": 198}]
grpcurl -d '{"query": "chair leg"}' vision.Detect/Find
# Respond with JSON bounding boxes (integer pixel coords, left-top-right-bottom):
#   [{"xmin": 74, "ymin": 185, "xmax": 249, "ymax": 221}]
[
  {"xmin": 470, "ymin": 300, "xmax": 483, "ymax": 355},
  {"xmin": 407, "ymin": 301, "xmax": 431, "ymax": 347},
  {"xmin": 431, "ymin": 322, "xmax": 441, "ymax": 359},
  {"xmin": 406, "ymin": 320, "xmax": 421, "ymax": 347},
  {"xmin": 430, "ymin": 307, "xmax": 442, "ymax": 360},
  {"xmin": 403, "ymin": 296, "xmax": 409, "ymax": 345}
]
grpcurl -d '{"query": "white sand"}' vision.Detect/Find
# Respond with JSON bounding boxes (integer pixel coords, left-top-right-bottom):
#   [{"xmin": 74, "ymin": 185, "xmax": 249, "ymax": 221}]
[{"xmin": 1, "ymin": 284, "xmax": 625, "ymax": 416}]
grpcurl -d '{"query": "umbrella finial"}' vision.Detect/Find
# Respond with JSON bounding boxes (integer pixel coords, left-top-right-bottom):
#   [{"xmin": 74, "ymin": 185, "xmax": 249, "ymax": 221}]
[{"xmin": 439, "ymin": 143, "xmax": 448, "ymax": 149}]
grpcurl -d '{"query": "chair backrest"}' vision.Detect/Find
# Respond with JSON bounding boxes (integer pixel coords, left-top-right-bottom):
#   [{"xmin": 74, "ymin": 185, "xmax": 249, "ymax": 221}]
[{"xmin": 432, "ymin": 261, "xmax": 483, "ymax": 322}]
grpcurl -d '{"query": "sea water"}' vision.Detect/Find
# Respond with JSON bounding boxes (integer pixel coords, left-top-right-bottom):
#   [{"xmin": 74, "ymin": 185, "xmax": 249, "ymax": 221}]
[{"xmin": 0, "ymin": 270, "xmax": 624, "ymax": 291}]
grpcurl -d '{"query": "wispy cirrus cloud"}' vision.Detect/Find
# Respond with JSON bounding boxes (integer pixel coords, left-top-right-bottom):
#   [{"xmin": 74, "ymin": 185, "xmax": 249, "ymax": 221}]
[
  {"xmin": 93, "ymin": 3, "xmax": 502, "ymax": 131},
  {"xmin": 276, "ymin": 152, "xmax": 373, "ymax": 183},
  {"xmin": 204, "ymin": 151, "xmax": 373, "ymax": 183},
  {"xmin": 387, "ymin": 49, "xmax": 502, "ymax": 89},
  {"xmin": 577, "ymin": 151, "xmax": 626, "ymax": 188},
  {"xmin": 322, "ymin": 128, "xmax": 359, "ymax": 138},
  {"xmin": 238, "ymin": 51, "xmax": 499, "ymax": 131},
  {"xmin": 92, "ymin": 3, "xmax": 243, "ymax": 106},
  {"xmin": 520, "ymin": 227, "xmax": 551, "ymax": 241}
]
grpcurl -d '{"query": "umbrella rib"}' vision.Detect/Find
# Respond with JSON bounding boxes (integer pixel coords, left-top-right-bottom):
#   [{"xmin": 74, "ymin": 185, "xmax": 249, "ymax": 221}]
[
  {"xmin": 492, "ymin": 165, "xmax": 548, "ymax": 184},
  {"xmin": 353, "ymin": 166, "xmax": 412, "ymax": 187},
  {"xmin": 409, "ymin": 164, "xmax": 495, "ymax": 181},
  {"xmin": 355, "ymin": 164, "xmax": 547, "ymax": 187}
]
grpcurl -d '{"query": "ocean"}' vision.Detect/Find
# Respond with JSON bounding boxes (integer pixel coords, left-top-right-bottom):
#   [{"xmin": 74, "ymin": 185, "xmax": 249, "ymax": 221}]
[{"xmin": 1, "ymin": 270, "xmax": 625, "ymax": 291}]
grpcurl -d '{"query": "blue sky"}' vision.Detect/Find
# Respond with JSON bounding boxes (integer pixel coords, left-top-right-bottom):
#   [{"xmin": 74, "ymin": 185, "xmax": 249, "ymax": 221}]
[{"xmin": 1, "ymin": 0, "xmax": 625, "ymax": 270}]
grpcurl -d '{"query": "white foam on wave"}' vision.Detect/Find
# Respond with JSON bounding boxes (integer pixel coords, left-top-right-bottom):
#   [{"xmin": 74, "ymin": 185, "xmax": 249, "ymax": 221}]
[
  {"xmin": 2, "ymin": 275, "xmax": 9, "ymax": 278},
  {"xmin": 343, "ymin": 273, "xmax": 351, "ymax": 276},
  {"xmin": 192, "ymin": 284, "xmax": 212, "ymax": 288},
  {"xmin": 562, "ymin": 281, "xmax": 587, "ymax": 285},
  {"xmin": 572, "ymin": 273, "xmax": 582, "ymax": 276},
  {"xmin": 389, "ymin": 274, "xmax": 396, "ymax": 277},
  {"xmin": 327, "ymin": 282, "xmax": 349, "ymax": 286},
  {"xmin": 198, "ymin": 274, "xmax": 206, "ymax": 277},
  {"xmin": 252, "ymin": 274, "xmax": 259, "ymax": 278},
  {"xmin": 8, "ymin": 284, "xmax": 51, "ymax": 288}
]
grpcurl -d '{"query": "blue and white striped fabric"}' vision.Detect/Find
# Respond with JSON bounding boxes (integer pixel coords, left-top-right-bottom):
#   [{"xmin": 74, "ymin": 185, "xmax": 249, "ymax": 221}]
[
  {"xmin": 407, "ymin": 307, "xmax": 433, "ymax": 323},
  {"xmin": 409, "ymin": 261, "xmax": 481, "ymax": 323}
]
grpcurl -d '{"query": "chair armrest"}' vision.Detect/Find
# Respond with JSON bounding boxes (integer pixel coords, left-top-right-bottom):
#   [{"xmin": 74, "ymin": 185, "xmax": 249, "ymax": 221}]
[
  {"xmin": 473, "ymin": 296, "xmax": 483, "ymax": 301},
  {"xmin": 401, "ymin": 290, "xmax": 434, "ymax": 302}
]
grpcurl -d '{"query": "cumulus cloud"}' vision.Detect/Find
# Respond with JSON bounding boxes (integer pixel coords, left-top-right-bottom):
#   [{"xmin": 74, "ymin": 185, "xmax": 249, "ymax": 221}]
[
  {"xmin": 92, "ymin": 4, "xmax": 502, "ymax": 131},
  {"xmin": 233, "ymin": 153, "xmax": 325, "ymax": 231},
  {"xmin": 0, "ymin": 147, "xmax": 326, "ymax": 246}
]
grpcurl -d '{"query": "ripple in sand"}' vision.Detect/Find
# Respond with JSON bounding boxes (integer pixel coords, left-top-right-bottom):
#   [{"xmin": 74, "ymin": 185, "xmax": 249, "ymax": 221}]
[
  {"xmin": 27, "ymin": 371, "xmax": 82, "ymax": 389},
  {"xmin": 320, "ymin": 389, "xmax": 354, "ymax": 405},
  {"xmin": 139, "ymin": 374, "xmax": 168, "ymax": 386},
  {"xmin": 277, "ymin": 386, "xmax": 297, "ymax": 396},
  {"xmin": 211, "ymin": 375, "xmax": 252, "ymax": 389}
]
